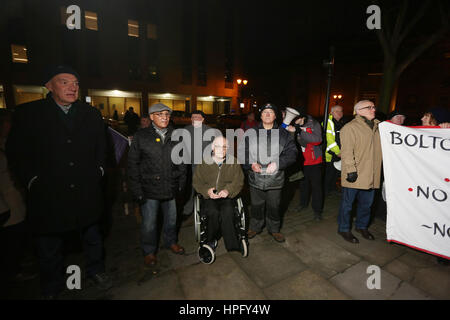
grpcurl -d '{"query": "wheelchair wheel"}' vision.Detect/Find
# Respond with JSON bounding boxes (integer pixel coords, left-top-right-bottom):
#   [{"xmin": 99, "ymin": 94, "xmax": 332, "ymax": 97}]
[
  {"xmin": 240, "ymin": 239, "xmax": 248, "ymax": 258},
  {"xmin": 198, "ymin": 244, "xmax": 216, "ymax": 264},
  {"xmin": 237, "ymin": 198, "xmax": 246, "ymax": 230},
  {"xmin": 194, "ymin": 196, "xmax": 201, "ymax": 243}
]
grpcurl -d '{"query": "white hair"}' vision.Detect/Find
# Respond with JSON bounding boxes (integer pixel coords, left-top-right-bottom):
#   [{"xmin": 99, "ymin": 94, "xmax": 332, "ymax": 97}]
[{"xmin": 330, "ymin": 105, "xmax": 343, "ymax": 113}]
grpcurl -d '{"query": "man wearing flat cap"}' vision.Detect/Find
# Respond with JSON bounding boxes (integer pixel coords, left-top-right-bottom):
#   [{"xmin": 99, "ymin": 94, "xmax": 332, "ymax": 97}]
[
  {"xmin": 6, "ymin": 65, "xmax": 111, "ymax": 298},
  {"xmin": 128, "ymin": 103, "xmax": 186, "ymax": 267}
]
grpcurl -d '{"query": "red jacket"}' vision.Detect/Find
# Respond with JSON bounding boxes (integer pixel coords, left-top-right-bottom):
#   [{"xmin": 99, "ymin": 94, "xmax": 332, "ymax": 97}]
[{"xmin": 295, "ymin": 116, "xmax": 323, "ymax": 166}]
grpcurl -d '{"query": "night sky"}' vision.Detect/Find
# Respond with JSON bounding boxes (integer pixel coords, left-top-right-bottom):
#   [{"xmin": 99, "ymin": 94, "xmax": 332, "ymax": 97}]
[{"xmin": 238, "ymin": 0, "xmax": 447, "ymax": 106}]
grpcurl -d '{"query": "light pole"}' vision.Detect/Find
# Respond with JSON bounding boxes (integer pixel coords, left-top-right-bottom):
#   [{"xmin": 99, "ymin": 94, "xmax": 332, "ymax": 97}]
[
  {"xmin": 322, "ymin": 46, "xmax": 335, "ymax": 133},
  {"xmin": 236, "ymin": 78, "xmax": 248, "ymax": 113}
]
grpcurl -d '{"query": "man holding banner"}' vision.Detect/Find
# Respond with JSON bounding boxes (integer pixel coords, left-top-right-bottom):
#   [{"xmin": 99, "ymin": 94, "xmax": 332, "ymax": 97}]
[{"xmin": 337, "ymin": 100, "xmax": 382, "ymax": 244}]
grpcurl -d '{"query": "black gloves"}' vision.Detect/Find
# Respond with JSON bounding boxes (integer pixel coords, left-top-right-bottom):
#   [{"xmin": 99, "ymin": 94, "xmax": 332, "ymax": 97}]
[
  {"xmin": 346, "ymin": 172, "xmax": 358, "ymax": 183},
  {"xmin": 136, "ymin": 196, "xmax": 146, "ymax": 206}
]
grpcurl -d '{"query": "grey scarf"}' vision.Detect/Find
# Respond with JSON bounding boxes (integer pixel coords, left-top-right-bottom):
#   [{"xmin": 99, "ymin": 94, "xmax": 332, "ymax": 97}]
[{"xmin": 152, "ymin": 123, "xmax": 168, "ymax": 142}]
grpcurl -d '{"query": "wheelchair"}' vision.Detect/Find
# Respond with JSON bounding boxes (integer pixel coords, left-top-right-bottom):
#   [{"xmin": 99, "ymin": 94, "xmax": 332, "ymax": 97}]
[{"xmin": 194, "ymin": 194, "xmax": 249, "ymax": 264}]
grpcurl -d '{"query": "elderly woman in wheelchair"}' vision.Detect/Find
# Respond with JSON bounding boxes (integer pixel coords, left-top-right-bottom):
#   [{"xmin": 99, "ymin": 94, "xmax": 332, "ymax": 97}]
[{"xmin": 192, "ymin": 136, "xmax": 248, "ymax": 264}]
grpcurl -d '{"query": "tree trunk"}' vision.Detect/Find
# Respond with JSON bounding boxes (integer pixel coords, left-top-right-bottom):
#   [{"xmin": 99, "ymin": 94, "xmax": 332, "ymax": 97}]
[{"xmin": 378, "ymin": 60, "xmax": 398, "ymax": 114}]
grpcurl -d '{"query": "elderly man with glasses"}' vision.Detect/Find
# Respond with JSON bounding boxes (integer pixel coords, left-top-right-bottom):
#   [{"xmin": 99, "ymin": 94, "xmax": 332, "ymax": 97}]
[
  {"xmin": 337, "ymin": 100, "xmax": 382, "ymax": 244},
  {"xmin": 128, "ymin": 103, "xmax": 186, "ymax": 267}
]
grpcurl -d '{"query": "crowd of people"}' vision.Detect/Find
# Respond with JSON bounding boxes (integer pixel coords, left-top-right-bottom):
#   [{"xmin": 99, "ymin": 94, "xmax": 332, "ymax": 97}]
[{"xmin": 1, "ymin": 65, "xmax": 449, "ymax": 299}]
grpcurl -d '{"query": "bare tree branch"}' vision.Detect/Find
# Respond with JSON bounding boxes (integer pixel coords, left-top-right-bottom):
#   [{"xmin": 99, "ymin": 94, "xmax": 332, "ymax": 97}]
[
  {"xmin": 376, "ymin": 28, "xmax": 394, "ymax": 61},
  {"xmin": 391, "ymin": 0, "xmax": 409, "ymax": 45},
  {"xmin": 395, "ymin": 24, "xmax": 450, "ymax": 77},
  {"xmin": 396, "ymin": 0, "xmax": 431, "ymax": 48}
]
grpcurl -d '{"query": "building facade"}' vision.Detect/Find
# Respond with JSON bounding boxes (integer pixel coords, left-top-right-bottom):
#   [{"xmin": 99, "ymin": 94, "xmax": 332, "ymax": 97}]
[{"xmin": 0, "ymin": 0, "xmax": 245, "ymax": 118}]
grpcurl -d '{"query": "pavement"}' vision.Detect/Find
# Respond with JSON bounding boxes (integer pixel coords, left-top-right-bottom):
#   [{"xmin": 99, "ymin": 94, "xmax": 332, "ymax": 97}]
[{"xmin": 5, "ymin": 188, "xmax": 450, "ymax": 300}]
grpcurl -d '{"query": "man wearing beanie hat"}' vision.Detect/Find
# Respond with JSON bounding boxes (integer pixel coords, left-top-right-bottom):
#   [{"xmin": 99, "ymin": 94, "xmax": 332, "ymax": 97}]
[
  {"xmin": 128, "ymin": 103, "xmax": 186, "ymax": 267},
  {"xmin": 6, "ymin": 65, "xmax": 112, "ymax": 298},
  {"xmin": 239, "ymin": 103, "xmax": 297, "ymax": 243},
  {"xmin": 387, "ymin": 110, "xmax": 406, "ymax": 126}
]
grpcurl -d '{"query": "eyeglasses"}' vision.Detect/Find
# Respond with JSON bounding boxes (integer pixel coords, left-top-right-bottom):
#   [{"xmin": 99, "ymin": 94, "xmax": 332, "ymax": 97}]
[
  {"xmin": 153, "ymin": 112, "xmax": 171, "ymax": 118},
  {"xmin": 213, "ymin": 145, "xmax": 228, "ymax": 149},
  {"xmin": 359, "ymin": 106, "xmax": 376, "ymax": 111}
]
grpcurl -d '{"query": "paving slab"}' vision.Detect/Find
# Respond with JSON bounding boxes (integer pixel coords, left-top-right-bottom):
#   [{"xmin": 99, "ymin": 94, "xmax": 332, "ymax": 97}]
[
  {"xmin": 264, "ymin": 269, "xmax": 350, "ymax": 300},
  {"xmin": 229, "ymin": 241, "xmax": 307, "ymax": 288},
  {"xmin": 389, "ymin": 281, "xmax": 432, "ymax": 300},
  {"xmin": 111, "ymin": 270, "xmax": 185, "ymax": 300},
  {"xmin": 411, "ymin": 266, "xmax": 450, "ymax": 300},
  {"xmin": 330, "ymin": 261, "xmax": 402, "ymax": 300},
  {"xmin": 383, "ymin": 259, "xmax": 416, "ymax": 282},
  {"xmin": 177, "ymin": 254, "xmax": 267, "ymax": 300},
  {"xmin": 306, "ymin": 220, "xmax": 406, "ymax": 266},
  {"xmin": 398, "ymin": 250, "xmax": 440, "ymax": 268},
  {"xmin": 281, "ymin": 230, "xmax": 361, "ymax": 278}
]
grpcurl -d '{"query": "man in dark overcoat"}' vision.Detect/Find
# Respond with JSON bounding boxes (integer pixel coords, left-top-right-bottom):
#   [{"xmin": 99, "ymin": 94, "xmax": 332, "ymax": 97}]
[{"xmin": 6, "ymin": 65, "xmax": 111, "ymax": 298}]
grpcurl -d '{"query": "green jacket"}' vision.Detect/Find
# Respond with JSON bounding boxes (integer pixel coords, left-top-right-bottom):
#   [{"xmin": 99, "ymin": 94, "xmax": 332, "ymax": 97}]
[{"xmin": 192, "ymin": 157, "xmax": 244, "ymax": 199}]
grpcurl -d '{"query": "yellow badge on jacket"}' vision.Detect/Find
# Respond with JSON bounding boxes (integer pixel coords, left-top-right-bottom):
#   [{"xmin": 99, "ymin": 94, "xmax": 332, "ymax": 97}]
[{"xmin": 156, "ymin": 138, "xmax": 161, "ymax": 142}]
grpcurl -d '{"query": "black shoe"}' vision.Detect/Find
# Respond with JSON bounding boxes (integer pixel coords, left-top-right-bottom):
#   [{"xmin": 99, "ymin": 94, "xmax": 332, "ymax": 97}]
[
  {"xmin": 89, "ymin": 272, "xmax": 113, "ymax": 291},
  {"xmin": 355, "ymin": 228, "xmax": 375, "ymax": 240},
  {"xmin": 437, "ymin": 257, "xmax": 450, "ymax": 266},
  {"xmin": 41, "ymin": 294, "xmax": 58, "ymax": 300},
  {"xmin": 338, "ymin": 231, "xmax": 359, "ymax": 244},
  {"xmin": 314, "ymin": 213, "xmax": 322, "ymax": 221}
]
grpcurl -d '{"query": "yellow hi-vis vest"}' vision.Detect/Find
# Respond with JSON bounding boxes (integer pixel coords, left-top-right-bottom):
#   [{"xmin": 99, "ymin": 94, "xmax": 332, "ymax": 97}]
[{"xmin": 322, "ymin": 114, "xmax": 340, "ymax": 163}]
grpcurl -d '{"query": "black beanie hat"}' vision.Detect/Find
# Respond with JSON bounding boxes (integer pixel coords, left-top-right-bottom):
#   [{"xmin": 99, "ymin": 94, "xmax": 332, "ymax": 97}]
[
  {"xmin": 259, "ymin": 103, "xmax": 277, "ymax": 114},
  {"xmin": 43, "ymin": 65, "xmax": 80, "ymax": 85}
]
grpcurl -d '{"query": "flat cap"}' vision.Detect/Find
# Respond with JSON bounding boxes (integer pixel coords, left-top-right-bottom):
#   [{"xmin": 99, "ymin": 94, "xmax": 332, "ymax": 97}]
[{"xmin": 149, "ymin": 103, "xmax": 172, "ymax": 114}]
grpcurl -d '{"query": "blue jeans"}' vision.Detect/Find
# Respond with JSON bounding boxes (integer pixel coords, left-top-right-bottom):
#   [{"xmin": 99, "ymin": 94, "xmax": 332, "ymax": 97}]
[
  {"xmin": 338, "ymin": 187, "xmax": 375, "ymax": 232},
  {"xmin": 141, "ymin": 199, "xmax": 177, "ymax": 256}
]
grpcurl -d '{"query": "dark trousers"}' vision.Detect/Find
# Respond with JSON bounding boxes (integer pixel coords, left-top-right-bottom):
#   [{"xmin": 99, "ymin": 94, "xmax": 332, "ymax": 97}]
[
  {"xmin": 202, "ymin": 198, "xmax": 240, "ymax": 251},
  {"xmin": 36, "ymin": 224, "xmax": 105, "ymax": 296},
  {"xmin": 249, "ymin": 186, "xmax": 282, "ymax": 233},
  {"xmin": 0, "ymin": 222, "xmax": 26, "ymax": 287},
  {"xmin": 338, "ymin": 187, "xmax": 375, "ymax": 232},
  {"xmin": 299, "ymin": 164, "xmax": 323, "ymax": 214},
  {"xmin": 324, "ymin": 162, "xmax": 340, "ymax": 195}
]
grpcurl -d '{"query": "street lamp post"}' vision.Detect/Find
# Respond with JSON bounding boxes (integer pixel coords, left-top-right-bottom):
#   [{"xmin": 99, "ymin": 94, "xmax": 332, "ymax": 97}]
[
  {"xmin": 236, "ymin": 78, "xmax": 248, "ymax": 113},
  {"xmin": 322, "ymin": 46, "xmax": 335, "ymax": 134}
]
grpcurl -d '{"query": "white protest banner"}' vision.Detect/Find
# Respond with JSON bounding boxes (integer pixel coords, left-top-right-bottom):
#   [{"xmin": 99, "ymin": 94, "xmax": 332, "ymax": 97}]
[{"xmin": 379, "ymin": 122, "xmax": 450, "ymax": 259}]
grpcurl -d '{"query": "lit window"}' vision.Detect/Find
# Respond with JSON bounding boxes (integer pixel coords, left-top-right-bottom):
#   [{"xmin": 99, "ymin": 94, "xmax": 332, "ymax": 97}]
[
  {"xmin": 147, "ymin": 24, "xmax": 157, "ymax": 39},
  {"xmin": 128, "ymin": 20, "xmax": 139, "ymax": 37},
  {"xmin": 61, "ymin": 7, "xmax": 71, "ymax": 25},
  {"xmin": 11, "ymin": 44, "xmax": 28, "ymax": 63},
  {"xmin": 85, "ymin": 11, "xmax": 98, "ymax": 31}
]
